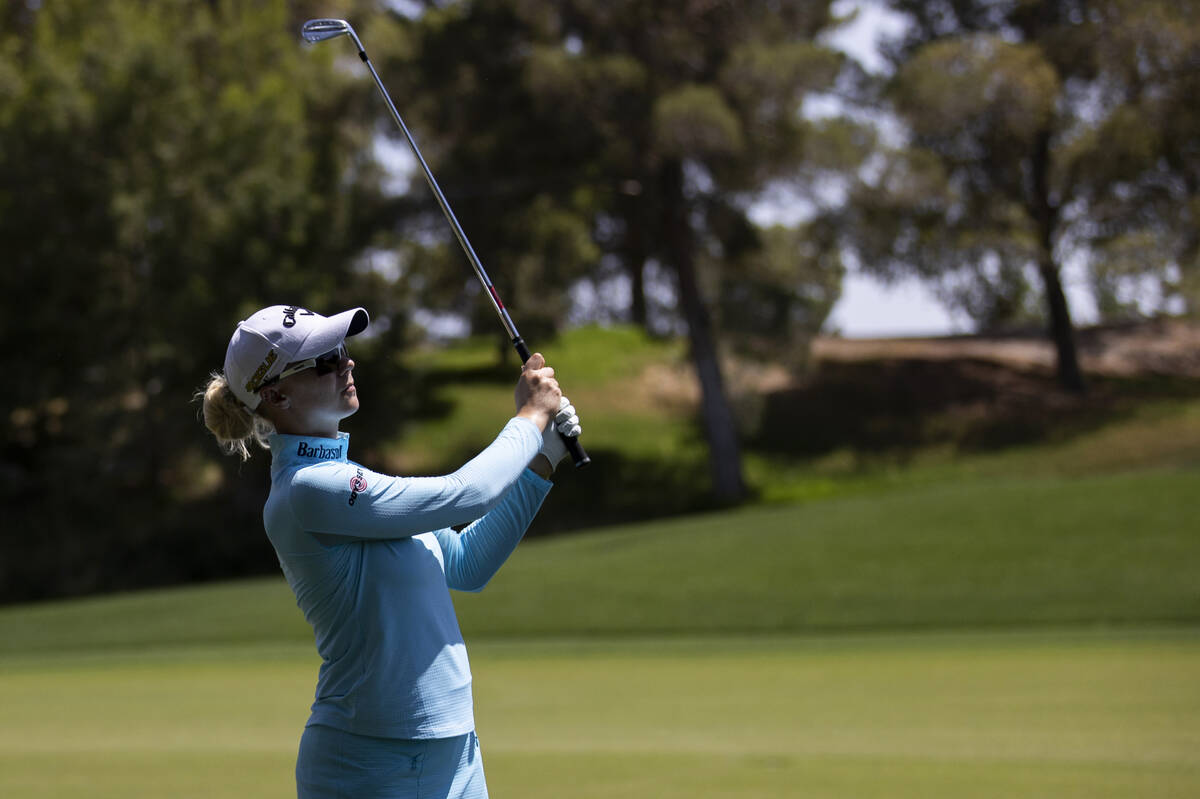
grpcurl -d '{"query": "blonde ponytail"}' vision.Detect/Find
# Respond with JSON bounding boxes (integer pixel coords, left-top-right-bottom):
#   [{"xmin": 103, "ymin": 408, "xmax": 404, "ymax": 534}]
[{"xmin": 196, "ymin": 373, "xmax": 274, "ymax": 461}]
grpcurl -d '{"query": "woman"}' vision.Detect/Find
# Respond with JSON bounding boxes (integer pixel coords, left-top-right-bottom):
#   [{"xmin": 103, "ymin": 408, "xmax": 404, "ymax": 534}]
[{"xmin": 198, "ymin": 304, "xmax": 581, "ymax": 798}]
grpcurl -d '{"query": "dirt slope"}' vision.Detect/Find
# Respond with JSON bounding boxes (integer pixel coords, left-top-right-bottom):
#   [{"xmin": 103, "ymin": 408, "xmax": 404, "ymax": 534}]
[{"xmin": 812, "ymin": 318, "xmax": 1200, "ymax": 378}]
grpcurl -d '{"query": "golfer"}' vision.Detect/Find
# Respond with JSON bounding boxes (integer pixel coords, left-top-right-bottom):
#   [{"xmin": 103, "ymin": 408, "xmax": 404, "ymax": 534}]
[{"xmin": 198, "ymin": 304, "xmax": 581, "ymax": 798}]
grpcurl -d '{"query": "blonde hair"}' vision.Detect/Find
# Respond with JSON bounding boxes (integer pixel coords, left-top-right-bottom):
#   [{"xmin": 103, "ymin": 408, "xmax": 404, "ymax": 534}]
[{"xmin": 196, "ymin": 372, "xmax": 274, "ymax": 461}]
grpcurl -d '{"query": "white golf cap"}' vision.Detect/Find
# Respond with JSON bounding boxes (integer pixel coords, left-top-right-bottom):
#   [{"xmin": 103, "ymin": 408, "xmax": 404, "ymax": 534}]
[{"xmin": 223, "ymin": 305, "xmax": 369, "ymax": 410}]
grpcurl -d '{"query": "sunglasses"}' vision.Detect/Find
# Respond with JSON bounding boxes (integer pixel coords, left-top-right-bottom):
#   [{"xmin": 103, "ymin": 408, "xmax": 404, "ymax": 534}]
[{"xmin": 264, "ymin": 343, "xmax": 349, "ymax": 385}]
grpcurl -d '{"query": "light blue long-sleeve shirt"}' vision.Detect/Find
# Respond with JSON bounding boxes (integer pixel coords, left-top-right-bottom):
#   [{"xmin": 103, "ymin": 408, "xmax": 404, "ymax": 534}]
[{"xmin": 263, "ymin": 417, "xmax": 550, "ymax": 739}]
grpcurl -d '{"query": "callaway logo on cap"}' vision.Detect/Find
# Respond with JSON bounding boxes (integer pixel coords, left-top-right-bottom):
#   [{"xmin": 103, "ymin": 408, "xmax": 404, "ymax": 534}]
[{"xmin": 224, "ymin": 305, "xmax": 369, "ymax": 410}]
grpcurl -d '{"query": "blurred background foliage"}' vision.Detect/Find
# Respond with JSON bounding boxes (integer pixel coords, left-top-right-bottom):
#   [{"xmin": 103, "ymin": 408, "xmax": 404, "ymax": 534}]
[
  {"xmin": 839, "ymin": 0, "xmax": 1200, "ymax": 392},
  {"xmin": 0, "ymin": 0, "xmax": 1196, "ymax": 604}
]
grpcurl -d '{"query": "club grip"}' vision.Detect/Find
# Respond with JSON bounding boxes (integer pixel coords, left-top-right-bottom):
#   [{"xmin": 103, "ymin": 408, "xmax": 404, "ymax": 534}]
[
  {"xmin": 513, "ymin": 336, "xmax": 591, "ymax": 469},
  {"xmin": 513, "ymin": 337, "xmax": 532, "ymax": 362},
  {"xmin": 564, "ymin": 433, "xmax": 590, "ymax": 469}
]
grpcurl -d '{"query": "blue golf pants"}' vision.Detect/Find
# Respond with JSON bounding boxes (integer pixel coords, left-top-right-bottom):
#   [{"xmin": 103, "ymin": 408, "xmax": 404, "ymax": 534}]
[{"xmin": 297, "ymin": 725, "xmax": 487, "ymax": 799}]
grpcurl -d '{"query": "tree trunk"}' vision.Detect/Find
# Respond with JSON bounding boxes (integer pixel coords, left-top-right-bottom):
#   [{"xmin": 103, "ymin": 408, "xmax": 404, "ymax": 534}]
[
  {"xmin": 623, "ymin": 199, "xmax": 648, "ymax": 328},
  {"xmin": 659, "ymin": 159, "xmax": 747, "ymax": 502},
  {"xmin": 1037, "ymin": 258, "xmax": 1086, "ymax": 393},
  {"xmin": 627, "ymin": 259, "xmax": 647, "ymax": 328},
  {"xmin": 1030, "ymin": 128, "xmax": 1086, "ymax": 394}
]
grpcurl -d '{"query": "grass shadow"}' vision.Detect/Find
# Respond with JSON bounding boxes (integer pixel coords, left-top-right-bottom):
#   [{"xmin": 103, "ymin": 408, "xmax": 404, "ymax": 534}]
[
  {"xmin": 748, "ymin": 357, "xmax": 1200, "ymax": 462},
  {"xmin": 522, "ymin": 447, "xmax": 719, "ymax": 537}
]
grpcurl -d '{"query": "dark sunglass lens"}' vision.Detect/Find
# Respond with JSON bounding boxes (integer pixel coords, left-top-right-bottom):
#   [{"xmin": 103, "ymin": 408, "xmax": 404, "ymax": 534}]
[{"xmin": 313, "ymin": 345, "xmax": 347, "ymax": 376}]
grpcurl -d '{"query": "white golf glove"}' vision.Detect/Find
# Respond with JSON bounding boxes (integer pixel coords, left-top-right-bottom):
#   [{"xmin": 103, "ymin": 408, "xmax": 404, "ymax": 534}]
[{"xmin": 540, "ymin": 396, "xmax": 582, "ymax": 471}]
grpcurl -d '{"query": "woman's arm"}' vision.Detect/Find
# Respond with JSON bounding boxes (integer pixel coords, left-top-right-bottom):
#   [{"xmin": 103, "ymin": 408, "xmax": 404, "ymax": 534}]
[
  {"xmin": 288, "ymin": 417, "xmax": 543, "ymax": 540},
  {"xmin": 433, "ymin": 468, "xmax": 552, "ymax": 592}
]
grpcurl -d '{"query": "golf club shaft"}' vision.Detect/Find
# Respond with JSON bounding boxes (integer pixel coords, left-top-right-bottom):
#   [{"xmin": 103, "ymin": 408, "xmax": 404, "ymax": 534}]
[{"xmin": 344, "ymin": 33, "xmax": 590, "ymax": 468}]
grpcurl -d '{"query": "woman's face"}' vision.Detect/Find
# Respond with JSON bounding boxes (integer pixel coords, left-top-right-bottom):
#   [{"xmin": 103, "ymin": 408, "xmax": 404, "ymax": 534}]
[{"xmin": 266, "ymin": 350, "xmax": 359, "ymax": 434}]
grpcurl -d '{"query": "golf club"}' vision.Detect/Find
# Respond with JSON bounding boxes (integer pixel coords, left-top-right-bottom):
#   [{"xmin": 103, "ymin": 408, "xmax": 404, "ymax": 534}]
[{"xmin": 301, "ymin": 18, "xmax": 589, "ymax": 468}]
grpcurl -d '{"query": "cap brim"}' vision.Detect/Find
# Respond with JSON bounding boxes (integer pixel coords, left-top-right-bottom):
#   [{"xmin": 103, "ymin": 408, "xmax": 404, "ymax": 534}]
[{"xmin": 293, "ymin": 307, "xmax": 370, "ymax": 360}]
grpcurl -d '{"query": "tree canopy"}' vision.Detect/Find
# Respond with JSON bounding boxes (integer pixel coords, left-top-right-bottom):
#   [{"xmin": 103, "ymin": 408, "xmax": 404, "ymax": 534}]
[
  {"xmin": 0, "ymin": 0, "xmax": 854, "ymax": 599},
  {"xmin": 0, "ymin": 0, "xmax": 403, "ymax": 600},
  {"xmin": 375, "ymin": 0, "xmax": 856, "ymax": 498},
  {"xmin": 838, "ymin": 0, "xmax": 1200, "ymax": 390},
  {"xmin": 6, "ymin": 0, "xmax": 1192, "ymax": 603}
]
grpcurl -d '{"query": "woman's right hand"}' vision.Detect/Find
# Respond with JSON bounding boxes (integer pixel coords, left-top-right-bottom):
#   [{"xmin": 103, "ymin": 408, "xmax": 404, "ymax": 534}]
[{"xmin": 514, "ymin": 352, "xmax": 562, "ymax": 431}]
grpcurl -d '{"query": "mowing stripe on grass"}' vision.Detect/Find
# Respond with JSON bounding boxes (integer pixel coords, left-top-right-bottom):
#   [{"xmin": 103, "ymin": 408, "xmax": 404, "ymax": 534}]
[{"xmin": 0, "ymin": 631, "xmax": 1196, "ymax": 799}]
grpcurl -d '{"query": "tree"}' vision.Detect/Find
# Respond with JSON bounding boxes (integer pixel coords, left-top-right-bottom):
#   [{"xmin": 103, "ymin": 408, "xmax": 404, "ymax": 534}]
[
  {"xmin": 0, "ymin": 0, "xmax": 400, "ymax": 601},
  {"xmin": 378, "ymin": 0, "xmax": 854, "ymax": 501},
  {"xmin": 841, "ymin": 0, "xmax": 1200, "ymax": 393},
  {"xmin": 714, "ymin": 221, "xmax": 845, "ymax": 369}
]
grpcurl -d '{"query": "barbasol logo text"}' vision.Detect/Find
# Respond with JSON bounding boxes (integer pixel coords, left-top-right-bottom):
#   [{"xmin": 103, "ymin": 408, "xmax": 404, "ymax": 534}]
[
  {"xmin": 348, "ymin": 468, "xmax": 368, "ymax": 506},
  {"xmin": 296, "ymin": 442, "xmax": 343, "ymax": 460}
]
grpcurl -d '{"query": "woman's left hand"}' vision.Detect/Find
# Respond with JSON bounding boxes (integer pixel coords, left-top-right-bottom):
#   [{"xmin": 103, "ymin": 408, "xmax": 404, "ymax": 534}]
[{"xmin": 535, "ymin": 396, "xmax": 582, "ymax": 475}]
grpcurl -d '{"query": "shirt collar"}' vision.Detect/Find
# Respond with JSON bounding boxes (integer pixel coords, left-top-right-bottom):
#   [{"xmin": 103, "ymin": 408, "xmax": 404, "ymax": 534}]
[{"xmin": 269, "ymin": 431, "xmax": 350, "ymax": 472}]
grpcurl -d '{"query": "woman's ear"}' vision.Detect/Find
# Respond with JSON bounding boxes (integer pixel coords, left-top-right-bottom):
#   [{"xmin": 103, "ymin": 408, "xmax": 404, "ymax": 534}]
[{"xmin": 259, "ymin": 386, "xmax": 290, "ymax": 411}]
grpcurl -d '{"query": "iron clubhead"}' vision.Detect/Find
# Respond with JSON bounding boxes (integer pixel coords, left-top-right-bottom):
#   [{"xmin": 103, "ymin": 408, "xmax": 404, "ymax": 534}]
[{"xmin": 301, "ymin": 19, "xmax": 353, "ymax": 44}]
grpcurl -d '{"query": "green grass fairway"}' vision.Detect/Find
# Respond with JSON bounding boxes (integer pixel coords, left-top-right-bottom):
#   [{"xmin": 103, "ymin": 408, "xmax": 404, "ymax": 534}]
[
  {"xmin": 1, "ymin": 399, "xmax": 1195, "ymax": 797},
  {"xmin": 454, "ymin": 467, "xmax": 1200, "ymax": 637},
  {"xmin": 1, "ymin": 632, "xmax": 1197, "ymax": 798},
  {"xmin": 2, "ymin": 467, "xmax": 1197, "ymax": 655}
]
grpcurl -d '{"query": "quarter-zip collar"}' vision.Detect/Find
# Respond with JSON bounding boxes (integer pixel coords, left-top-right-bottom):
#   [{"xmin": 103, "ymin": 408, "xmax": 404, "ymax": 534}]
[{"xmin": 269, "ymin": 431, "xmax": 351, "ymax": 474}]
